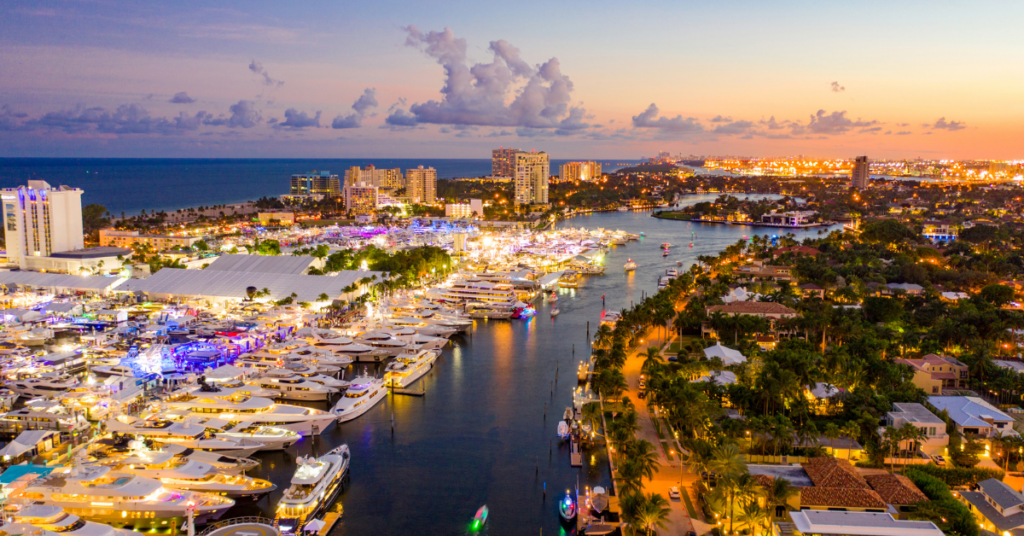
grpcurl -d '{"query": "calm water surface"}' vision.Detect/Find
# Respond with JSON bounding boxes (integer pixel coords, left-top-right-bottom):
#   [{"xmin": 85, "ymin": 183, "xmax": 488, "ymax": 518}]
[{"xmin": 231, "ymin": 201, "xmax": 839, "ymax": 536}]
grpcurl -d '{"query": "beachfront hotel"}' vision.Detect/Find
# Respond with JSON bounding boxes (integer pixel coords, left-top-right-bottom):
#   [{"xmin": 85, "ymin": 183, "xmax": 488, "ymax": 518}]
[
  {"xmin": 290, "ymin": 171, "xmax": 341, "ymax": 196},
  {"xmin": 404, "ymin": 166, "xmax": 437, "ymax": 205},
  {"xmin": 1, "ymin": 180, "xmax": 84, "ymax": 269},
  {"xmin": 491, "ymin": 147, "xmax": 520, "ymax": 179},
  {"xmin": 559, "ymin": 161, "xmax": 602, "ymax": 183}
]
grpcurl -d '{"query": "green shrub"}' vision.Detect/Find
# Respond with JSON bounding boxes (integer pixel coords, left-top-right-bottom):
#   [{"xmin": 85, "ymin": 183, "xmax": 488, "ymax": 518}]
[
  {"xmin": 911, "ymin": 463, "xmax": 1004, "ymax": 487},
  {"xmin": 904, "ymin": 468, "xmax": 978, "ymax": 536}
]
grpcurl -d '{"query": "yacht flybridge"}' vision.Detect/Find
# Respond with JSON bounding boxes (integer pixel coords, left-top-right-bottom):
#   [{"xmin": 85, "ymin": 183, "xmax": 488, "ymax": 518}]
[
  {"xmin": 384, "ymin": 349, "xmax": 439, "ymax": 388},
  {"xmin": 9, "ymin": 464, "xmax": 234, "ymax": 528},
  {"xmin": 245, "ymin": 376, "xmax": 336, "ymax": 401},
  {"xmin": 9, "ymin": 375, "xmax": 80, "ymax": 398}
]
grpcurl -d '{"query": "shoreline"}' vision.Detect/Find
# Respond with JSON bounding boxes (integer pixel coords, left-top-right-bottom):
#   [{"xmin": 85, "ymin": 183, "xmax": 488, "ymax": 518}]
[{"xmin": 652, "ymin": 214, "xmax": 836, "ymax": 229}]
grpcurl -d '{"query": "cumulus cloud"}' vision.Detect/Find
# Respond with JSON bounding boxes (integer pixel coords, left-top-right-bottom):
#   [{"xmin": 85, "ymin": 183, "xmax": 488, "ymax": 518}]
[
  {"xmin": 929, "ymin": 117, "xmax": 966, "ymax": 131},
  {"xmin": 631, "ymin": 104, "xmax": 703, "ymax": 135},
  {"xmin": 896, "ymin": 130, "xmax": 913, "ymax": 135},
  {"xmin": 169, "ymin": 92, "xmax": 195, "ymax": 104},
  {"xmin": 830, "ymin": 81, "xmax": 845, "ymax": 93},
  {"xmin": 0, "ymin": 105, "xmax": 31, "ymax": 131},
  {"xmin": 388, "ymin": 26, "xmax": 590, "ymax": 132},
  {"xmin": 203, "ymin": 100, "xmax": 262, "ymax": 128},
  {"xmin": 248, "ymin": 59, "xmax": 284, "ymax": 87},
  {"xmin": 802, "ymin": 110, "xmax": 879, "ymax": 135},
  {"xmin": 332, "ymin": 88, "xmax": 379, "ymax": 129},
  {"xmin": 275, "ymin": 109, "xmax": 321, "ymax": 129},
  {"xmin": 760, "ymin": 116, "xmax": 789, "ymax": 130},
  {"xmin": 709, "ymin": 115, "xmax": 733, "ymax": 123}
]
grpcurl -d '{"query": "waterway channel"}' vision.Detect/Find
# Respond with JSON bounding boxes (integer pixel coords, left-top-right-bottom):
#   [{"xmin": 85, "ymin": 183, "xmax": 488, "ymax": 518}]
[{"xmin": 237, "ymin": 195, "xmax": 842, "ymax": 535}]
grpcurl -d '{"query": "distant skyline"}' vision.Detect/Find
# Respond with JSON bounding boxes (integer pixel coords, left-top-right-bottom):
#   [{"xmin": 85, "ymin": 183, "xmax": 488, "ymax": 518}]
[{"xmin": 1, "ymin": 0, "xmax": 1021, "ymax": 160}]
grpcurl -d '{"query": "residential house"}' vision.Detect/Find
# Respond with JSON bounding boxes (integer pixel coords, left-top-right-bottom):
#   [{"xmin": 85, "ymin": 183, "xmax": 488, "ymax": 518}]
[
  {"xmin": 994, "ymin": 360, "xmax": 1024, "ymax": 375},
  {"xmin": 734, "ymin": 261, "xmax": 796, "ymax": 282},
  {"xmin": 703, "ymin": 342, "xmax": 746, "ymax": 365},
  {"xmin": 885, "ymin": 283, "xmax": 924, "ymax": 296},
  {"xmin": 896, "ymin": 354, "xmax": 969, "ymax": 394},
  {"xmin": 863, "ymin": 474, "xmax": 928, "ymax": 512},
  {"xmin": 922, "ymin": 220, "xmax": 958, "ymax": 242},
  {"xmin": 798, "ymin": 283, "xmax": 825, "ymax": 299},
  {"xmin": 772, "ymin": 245, "xmax": 821, "ymax": 259},
  {"xmin": 885, "ymin": 402, "xmax": 949, "ymax": 455},
  {"xmin": 755, "ymin": 334, "xmax": 778, "ymax": 351},
  {"xmin": 705, "ymin": 302, "xmax": 798, "ymax": 319},
  {"xmin": 928, "ymin": 396, "xmax": 1018, "ymax": 440},
  {"xmin": 960, "ymin": 478, "xmax": 1024, "ymax": 536},
  {"xmin": 798, "ymin": 457, "xmax": 887, "ymax": 512},
  {"xmin": 806, "ymin": 383, "xmax": 844, "ymax": 415},
  {"xmin": 785, "ymin": 511, "xmax": 943, "ymax": 536}
]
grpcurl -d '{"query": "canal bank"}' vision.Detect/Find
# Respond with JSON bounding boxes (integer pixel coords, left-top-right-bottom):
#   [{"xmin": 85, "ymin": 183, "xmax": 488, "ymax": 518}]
[{"xmin": 233, "ymin": 201, "xmax": 841, "ymax": 536}]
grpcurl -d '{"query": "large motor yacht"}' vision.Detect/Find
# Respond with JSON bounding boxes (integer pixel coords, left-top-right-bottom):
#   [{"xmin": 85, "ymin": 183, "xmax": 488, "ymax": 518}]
[
  {"xmin": 330, "ymin": 377, "xmax": 386, "ymax": 423},
  {"xmin": 10, "ymin": 465, "xmax": 234, "ymax": 528},
  {"xmin": 376, "ymin": 327, "xmax": 449, "ymax": 350},
  {"xmin": 384, "ymin": 349, "xmax": 439, "ymax": 388},
  {"xmin": 4, "ymin": 505, "xmax": 140, "ymax": 536},
  {"xmin": 9, "ymin": 375, "xmax": 80, "ymax": 398},
  {"xmin": 245, "ymin": 376, "xmax": 336, "ymax": 401},
  {"xmin": 105, "ymin": 416, "xmax": 265, "ymax": 457},
  {"xmin": 162, "ymin": 390, "xmax": 336, "ymax": 436},
  {"xmin": 89, "ymin": 448, "xmax": 275, "ymax": 500},
  {"xmin": 89, "ymin": 438, "xmax": 259, "ymax": 475},
  {"xmin": 176, "ymin": 415, "xmax": 302, "ymax": 450},
  {"xmin": 277, "ymin": 445, "xmax": 350, "ymax": 533}
]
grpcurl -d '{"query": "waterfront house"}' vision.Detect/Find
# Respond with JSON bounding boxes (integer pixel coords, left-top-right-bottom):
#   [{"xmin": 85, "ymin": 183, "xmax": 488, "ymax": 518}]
[
  {"xmin": 885, "ymin": 282, "xmax": 924, "ymax": 296},
  {"xmin": 896, "ymin": 354, "xmax": 969, "ymax": 394},
  {"xmin": 734, "ymin": 262, "xmax": 796, "ymax": 282},
  {"xmin": 798, "ymin": 283, "xmax": 825, "ymax": 299},
  {"xmin": 760, "ymin": 210, "xmax": 817, "ymax": 226},
  {"xmin": 927, "ymin": 396, "xmax": 1018, "ymax": 440},
  {"xmin": 959, "ymin": 478, "xmax": 1024, "ymax": 535},
  {"xmin": 884, "ymin": 402, "xmax": 949, "ymax": 455},
  {"xmin": 772, "ymin": 245, "xmax": 820, "ymax": 259},
  {"xmin": 705, "ymin": 302, "xmax": 798, "ymax": 319}
]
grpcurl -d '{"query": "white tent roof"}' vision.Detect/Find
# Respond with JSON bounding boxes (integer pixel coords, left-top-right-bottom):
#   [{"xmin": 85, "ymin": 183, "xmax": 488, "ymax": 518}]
[
  {"xmin": 117, "ymin": 268, "xmax": 384, "ymax": 303},
  {"xmin": 204, "ymin": 254, "xmax": 318, "ymax": 275},
  {"xmin": 703, "ymin": 342, "xmax": 746, "ymax": 365},
  {"xmin": 0, "ymin": 271, "xmax": 126, "ymax": 291},
  {"xmin": 206, "ymin": 365, "xmax": 245, "ymax": 380},
  {"xmin": 0, "ymin": 430, "xmax": 58, "ymax": 457}
]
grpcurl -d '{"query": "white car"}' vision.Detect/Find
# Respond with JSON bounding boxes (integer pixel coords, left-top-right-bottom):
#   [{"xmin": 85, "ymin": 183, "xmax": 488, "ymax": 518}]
[{"xmin": 669, "ymin": 486, "xmax": 681, "ymax": 500}]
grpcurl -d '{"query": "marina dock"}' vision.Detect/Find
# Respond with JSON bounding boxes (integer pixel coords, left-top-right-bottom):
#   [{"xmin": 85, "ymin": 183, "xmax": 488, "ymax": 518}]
[
  {"xmin": 390, "ymin": 387, "xmax": 425, "ymax": 396},
  {"xmin": 570, "ymin": 438, "xmax": 582, "ymax": 467}
]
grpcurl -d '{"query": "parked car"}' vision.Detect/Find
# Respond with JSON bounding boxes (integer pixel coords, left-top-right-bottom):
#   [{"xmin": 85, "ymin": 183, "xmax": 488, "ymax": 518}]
[
  {"xmin": 669, "ymin": 486, "xmax": 681, "ymax": 500},
  {"xmin": 932, "ymin": 455, "xmax": 946, "ymax": 466}
]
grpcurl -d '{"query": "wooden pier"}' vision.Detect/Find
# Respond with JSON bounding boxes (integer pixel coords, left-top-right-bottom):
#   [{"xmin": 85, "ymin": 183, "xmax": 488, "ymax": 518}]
[
  {"xmin": 320, "ymin": 511, "xmax": 341, "ymax": 534},
  {"xmin": 570, "ymin": 438, "xmax": 582, "ymax": 467}
]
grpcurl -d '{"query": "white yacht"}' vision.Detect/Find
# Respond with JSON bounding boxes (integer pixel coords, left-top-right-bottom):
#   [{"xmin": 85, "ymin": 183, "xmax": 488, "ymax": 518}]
[
  {"xmin": 331, "ymin": 377, "xmax": 386, "ymax": 423},
  {"xmin": 91, "ymin": 449, "xmax": 275, "ymax": 500},
  {"xmin": 163, "ymin": 392, "xmax": 336, "ymax": 436},
  {"xmin": 90, "ymin": 440, "xmax": 259, "ymax": 475},
  {"xmin": 426, "ymin": 278, "xmax": 518, "ymax": 308},
  {"xmin": 354, "ymin": 331, "xmax": 411, "ymax": 354},
  {"xmin": 176, "ymin": 415, "xmax": 302, "ymax": 451},
  {"xmin": 384, "ymin": 349, "xmax": 439, "ymax": 388},
  {"xmin": 91, "ymin": 364, "xmax": 138, "ymax": 377},
  {"xmin": 277, "ymin": 445, "xmax": 350, "ymax": 533},
  {"xmin": 9, "ymin": 375, "xmax": 80, "ymax": 398},
  {"xmin": 465, "ymin": 303, "xmax": 514, "ymax": 319},
  {"xmin": 105, "ymin": 416, "xmax": 265, "ymax": 457},
  {"xmin": 375, "ymin": 326, "xmax": 448, "ymax": 350},
  {"xmin": 11, "ymin": 465, "xmax": 234, "ymax": 528},
  {"xmin": 246, "ymin": 376, "xmax": 336, "ymax": 401},
  {"xmin": 384, "ymin": 317, "xmax": 457, "ymax": 338},
  {"xmin": 277, "ymin": 363, "xmax": 350, "ymax": 389},
  {"xmin": 5, "ymin": 505, "xmax": 140, "ymax": 536}
]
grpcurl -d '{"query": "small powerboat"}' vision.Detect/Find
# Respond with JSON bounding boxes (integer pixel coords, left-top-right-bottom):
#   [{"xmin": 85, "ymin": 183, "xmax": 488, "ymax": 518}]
[
  {"xmin": 559, "ymin": 490, "xmax": 577, "ymax": 523},
  {"xmin": 472, "ymin": 505, "xmax": 489, "ymax": 531},
  {"xmin": 549, "ymin": 292, "xmax": 559, "ymax": 302},
  {"xmin": 557, "ymin": 421, "xmax": 570, "ymax": 439},
  {"xmin": 551, "ymin": 308, "xmax": 560, "ymax": 317},
  {"xmin": 663, "ymin": 250, "xmax": 669, "ymax": 257},
  {"xmin": 624, "ymin": 259, "xmax": 636, "ymax": 272}
]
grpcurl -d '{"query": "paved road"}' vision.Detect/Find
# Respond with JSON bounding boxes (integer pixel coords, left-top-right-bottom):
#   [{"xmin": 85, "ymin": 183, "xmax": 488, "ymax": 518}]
[{"xmin": 620, "ymin": 330, "xmax": 708, "ymax": 535}]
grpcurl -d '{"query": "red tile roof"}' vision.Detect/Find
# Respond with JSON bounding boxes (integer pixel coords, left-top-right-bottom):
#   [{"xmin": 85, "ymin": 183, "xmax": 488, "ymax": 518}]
[
  {"xmin": 799, "ymin": 487, "xmax": 887, "ymax": 509},
  {"xmin": 801, "ymin": 457, "xmax": 869, "ymax": 489},
  {"xmin": 864, "ymin": 474, "xmax": 928, "ymax": 505}
]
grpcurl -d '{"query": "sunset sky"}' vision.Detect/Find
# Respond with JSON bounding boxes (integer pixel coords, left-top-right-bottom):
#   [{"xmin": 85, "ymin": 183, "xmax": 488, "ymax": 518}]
[{"xmin": 1, "ymin": 0, "xmax": 1021, "ymax": 159}]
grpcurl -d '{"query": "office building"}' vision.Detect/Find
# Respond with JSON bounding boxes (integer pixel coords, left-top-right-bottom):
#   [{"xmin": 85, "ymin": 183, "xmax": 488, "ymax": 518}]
[
  {"xmin": 514, "ymin": 152, "xmax": 550, "ymax": 206},
  {"xmin": 560, "ymin": 161, "xmax": 602, "ymax": 183},
  {"xmin": 290, "ymin": 171, "xmax": 341, "ymax": 196},
  {"xmin": 492, "ymin": 147, "xmax": 520, "ymax": 179},
  {"xmin": 99, "ymin": 229, "xmax": 200, "ymax": 251},
  {"xmin": 344, "ymin": 166, "xmax": 403, "ymax": 190},
  {"xmin": 1, "ymin": 180, "xmax": 84, "ymax": 269},
  {"xmin": 851, "ymin": 156, "xmax": 869, "ymax": 189},
  {"xmin": 405, "ymin": 166, "xmax": 438, "ymax": 204}
]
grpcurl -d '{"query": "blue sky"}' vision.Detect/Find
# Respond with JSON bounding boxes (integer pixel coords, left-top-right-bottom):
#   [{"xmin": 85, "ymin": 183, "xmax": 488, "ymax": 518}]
[{"xmin": 1, "ymin": 0, "xmax": 1021, "ymax": 159}]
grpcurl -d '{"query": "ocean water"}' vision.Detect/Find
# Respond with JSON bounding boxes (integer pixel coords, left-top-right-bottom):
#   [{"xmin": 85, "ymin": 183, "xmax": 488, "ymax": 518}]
[{"xmin": 0, "ymin": 158, "xmax": 642, "ymax": 216}]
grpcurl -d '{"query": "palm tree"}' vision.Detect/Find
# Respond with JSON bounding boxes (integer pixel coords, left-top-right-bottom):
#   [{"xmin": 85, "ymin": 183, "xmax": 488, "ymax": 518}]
[
  {"xmin": 840, "ymin": 422, "xmax": 861, "ymax": 460},
  {"xmin": 738, "ymin": 502, "xmax": 771, "ymax": 536},
  {"xmin": 710, "ymin": 443, "xmax": 748, "ymax": 536},
  {"xmin": 824, "ymin": 422, "xmax": 840, "ymax": 457},
  {"xmin": 616, "ymin": 459, "xmax": 644, "ymax": 496},
  {"xmin": 581, "ymin": 402, "xmax": 602, "ymax": 437},
  {"xmin": 625, "ymin": 439, "xmax": 661, "ymax": 482},
  {"xmin": 636, "ymin": 493, "xmax": 672, "ymax": 535},
  {"xmin": 642, "ymin": 347, "xmax": 662, "ymax": 376},
  {"xmin": 764, "ymin": 477, "xmax": 797, "ymax": 520},
  {"xmin": 595, "ymin": 324, "xmax": 614, "ymax": 348},
  {"xmin": 682, "ymin": 437, "xmax": 715, "ymax": 477}
]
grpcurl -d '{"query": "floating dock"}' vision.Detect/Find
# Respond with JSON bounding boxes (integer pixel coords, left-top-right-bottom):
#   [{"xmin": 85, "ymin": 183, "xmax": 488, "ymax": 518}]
[
  {"xmin": 570, "ymin": 438, "xmax": 582, "ymax": 467},
  {"xmin": 391, "ymin": 387, "xmax": 425, "ymax": 396}
]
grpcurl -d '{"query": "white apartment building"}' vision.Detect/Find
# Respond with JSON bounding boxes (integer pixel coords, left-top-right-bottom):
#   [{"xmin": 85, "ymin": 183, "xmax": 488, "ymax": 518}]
[
  {"xmin": 405, "ymin": 166, "xmax": 437, "ymax": 204},
  {"xmin": 1, "ymin": 180, "xmax": 84, "ymax": 269},
  {"xmin": 514, "ymin": 152, "xmax": 550, "ymax": 206},
  {"xmin": 851, "ymin": 156, "xmax": 869, "ymax": 189},
  {"xmin": 445, "ymin": 203, "xmax": 473, "ymax": 218}
]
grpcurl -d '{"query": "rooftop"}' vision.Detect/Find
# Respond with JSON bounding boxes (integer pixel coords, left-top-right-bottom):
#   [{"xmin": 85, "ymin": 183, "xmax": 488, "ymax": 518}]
[
  {"xmin": 961, "ymin": 491, "xmax": 1024, "ymax": 532},
  {"xmin": 864, "ymin": 473, "xmax": 927, "ymax": 505},
  {"xmin": 706, "ymin": 302, "xmax": 798, "ymax": 316},
  {"xmin": 889, "ymin": 402, "xmax": 945, "ymax": 425},
  {"xmin": 747, "ymin": 464, "xmax": 814, "ymax": 487},
  {"xmin": 48, "ymin": 246, "xmax": 133, "ymax": 259},
  {"xmin": 204, "ymin": 254, "xmax": 319, "ymax": 275},
  {"xmin": 802, "ymin": 457, "xmax": 869, "ymax": 489},
  {"xmin": 927, "ymin": 396, "xmax": 1016, "ymax": 428},
  {"xmin": 799, "ymin": 486, "xmax": 887, "ymax": 509},
  {"xmin": 789, "ymin": 511, "xmax": 944, "ymax": 536},
  {"xmin": 979, "ymin": 478, "xmax": 1024, "ymax": 510}
]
